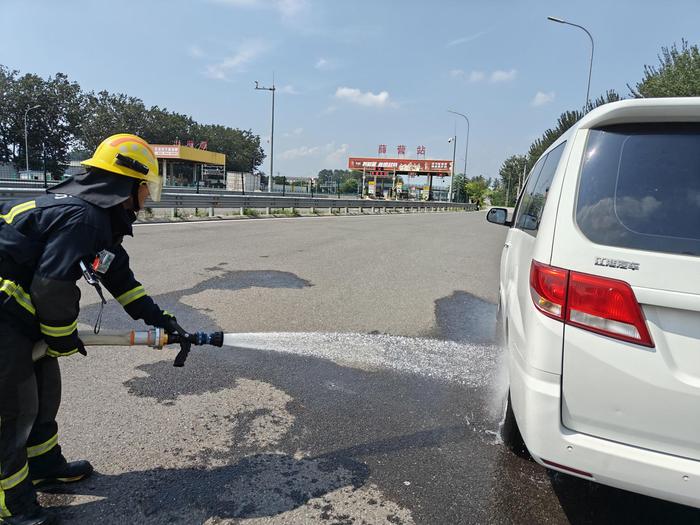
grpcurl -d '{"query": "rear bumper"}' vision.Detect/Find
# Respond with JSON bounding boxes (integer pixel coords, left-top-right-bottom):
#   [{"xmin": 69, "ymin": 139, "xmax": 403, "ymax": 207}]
[{"xmin": 510, "ymin": 346, "xmax": 700, "ymax": 509}]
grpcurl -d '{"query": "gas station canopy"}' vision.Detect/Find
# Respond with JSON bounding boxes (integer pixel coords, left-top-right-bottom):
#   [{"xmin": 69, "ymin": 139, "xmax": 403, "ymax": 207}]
[
  {"xmin": 348, "ymin": 157, "xmax": 453, "ymax": 177},
  {"xmin": 152, "ymin": 144, "xmax": 226, "ymax": 188},
  {"xmin": 152, "ymin": 145, "xmax": 226, "ymax": 166}
]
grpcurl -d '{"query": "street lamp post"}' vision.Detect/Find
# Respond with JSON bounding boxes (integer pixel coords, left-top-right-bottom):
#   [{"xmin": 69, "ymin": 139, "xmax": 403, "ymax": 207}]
[
  {"xmin": 255, "ymin": 79, "xmax": 276, "ymax": 192},
  {"xmin": 547, "ymin": 16, "xmax": 594, "ymax": 110},
  {"xmin": 447, "ymin": 109, "xmax": 470, "ymax": 198},
  {"xmin": 448, "ymin": 136, "xmax": 457, "ymax": 203},
  {"xmin": 24, "ymin": 104, "xmax": 41, "ymax": 177}
]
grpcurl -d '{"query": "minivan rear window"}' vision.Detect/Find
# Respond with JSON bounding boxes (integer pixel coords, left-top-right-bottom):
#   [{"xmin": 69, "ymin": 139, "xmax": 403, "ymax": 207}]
[{"xmin": 576, "ymin": 124, "xmax": 700, "ymax": 257}]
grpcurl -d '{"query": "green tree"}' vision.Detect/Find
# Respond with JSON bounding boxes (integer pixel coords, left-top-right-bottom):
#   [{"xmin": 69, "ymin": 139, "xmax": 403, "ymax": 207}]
[
  {"xmin": 450, "ymin": 174, "xmax": 468, "ymax": 202},
  {"xmin": 142, "ymin": 107, "xmax": 194, "ymax": 145},
  {"xmin": 630, "ymin": 40, "xmax": 700, "ymax": 97},
  {"xmin": 192, "ymin": 124, "xmax": 265, "ymax": 173},
  {"xmin": 490, "ymin": 178, "xmax": 506, "ymax": 206},
  {"xmin": 0, "ymin": 66, "xmax": 19, "ymax": 164},
  {"xmin": 0, "ymin": 68, "xmax": 82, "ymax": 177},
  {"xmin": 464, "ymin": 175, "xmax": 490, "ymax": 206},
  {"xmin": 528, "ymin": 90, "xmax": 622, "ymax": 166},
  {"xmin": 497, "ymin": 155, "xmax": 528, "ymax": 206},
  {"xmin": 339, "ymin": 177, "xmax": 358, "ymax": 193},
  {"xmin": 317, "ymin": 169, "xmax": 333, "ymax": 185},
  {"xmin": 77, "ymin": 90, "xmax": 149, "ymax": 152}
]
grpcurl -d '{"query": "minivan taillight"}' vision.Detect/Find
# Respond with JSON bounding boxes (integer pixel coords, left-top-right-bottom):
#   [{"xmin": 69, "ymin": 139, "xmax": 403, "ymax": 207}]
[
  {"xmin": 530, "ymin": 261, "xmax": 568, "ymax": 319},
  {"xmin": 530, "ymin": 261, "xmax": 654, "ymax": 348}
]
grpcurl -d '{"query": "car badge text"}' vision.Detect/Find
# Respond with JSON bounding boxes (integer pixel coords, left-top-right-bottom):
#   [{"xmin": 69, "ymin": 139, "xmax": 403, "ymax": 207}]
[{"xmin": 594, "ymin": 257, "xmax": 640, "ymax": 271}]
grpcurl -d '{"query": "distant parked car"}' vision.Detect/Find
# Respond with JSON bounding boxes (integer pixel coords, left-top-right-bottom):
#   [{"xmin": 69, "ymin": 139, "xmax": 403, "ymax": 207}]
[{"xmin": 487, "ymin": 98, "xmax": 700, "ymax": 508}]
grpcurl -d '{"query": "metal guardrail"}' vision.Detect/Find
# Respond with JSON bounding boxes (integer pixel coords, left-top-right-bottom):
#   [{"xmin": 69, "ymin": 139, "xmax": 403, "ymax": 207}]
[
  {"xmin": 0, "ymin": 187, "xmax": 476, "ymax": 213},
  {"xmin": 0, "ymin": 180, "xmax": 359, "ymax": 199}
]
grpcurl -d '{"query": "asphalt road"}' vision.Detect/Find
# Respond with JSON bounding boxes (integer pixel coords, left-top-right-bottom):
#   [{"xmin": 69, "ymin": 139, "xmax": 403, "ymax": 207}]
[{"xmin": 40, "ymin": 211, "xmax": 700, "ymax": 524}]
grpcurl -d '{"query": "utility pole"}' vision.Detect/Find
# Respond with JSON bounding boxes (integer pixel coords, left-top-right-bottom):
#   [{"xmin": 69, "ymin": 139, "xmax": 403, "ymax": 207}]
[
  {"xmin": 24, "ymin": 104, "xmax": 41, "ymax": 177},
  {"xmin": 447, "ymin": 110, "xmax": 470, "ymax": 182},
  {"xmin": 448, "ymin": 136, "xmax": 457, "ymax": 202},
  {"xmin": 505, "ymin": 176, "xmax": 510, "ymax": 208},
  {"xmin": 255, "ymin": 77, "xmax": 276, "ymax": 191}
]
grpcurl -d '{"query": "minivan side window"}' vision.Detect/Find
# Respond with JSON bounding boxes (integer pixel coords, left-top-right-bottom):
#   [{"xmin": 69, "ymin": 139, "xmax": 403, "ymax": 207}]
[{"xmin": 514, "ymin": 142, "xmax": 566, "ymax": 236}]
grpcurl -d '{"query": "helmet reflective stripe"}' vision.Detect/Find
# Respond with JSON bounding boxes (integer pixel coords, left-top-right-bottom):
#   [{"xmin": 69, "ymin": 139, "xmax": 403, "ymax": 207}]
[
  {"xmin": 81, "ymin": 133, "xmax": 163, "ymax": 202},
  {"xmin": 109, "ymin": 136, "xmax": 156, "ymax": 164}
]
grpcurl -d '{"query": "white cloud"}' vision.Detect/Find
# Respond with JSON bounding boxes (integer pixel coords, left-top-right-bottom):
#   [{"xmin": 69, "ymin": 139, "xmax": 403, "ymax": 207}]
[
  {"xmin": 334, "ymin": 87, "xmax": 393, "ymax": 108},
  {"xmin": 448, "ymin": 70, "xmax": 489, "ymax": 83},
  {"xmin": 279, "ymin": 84, "xmax": 299, "ymax": 94},
  {"xmin": 489, "ymin": 69, "xmax": 517, "ymax": 83},
  {"xmin": 325, "ymin": 143, "xmax": 349, "ymax": 165},
  {"xmin": 188, "ymin": 45, "xmax": 205, "ymax": 58},
  {"xmin": 315, "ymin": 57, "xmax": 337, "ymax": 70},
  {"xmin": 276, "ymin": 0, "xmax": 308, "ymax": 16},
  {"xmin": 204, "ymin": 40, "xmax": 269, "ymax": 80},
  {"xmin": 320, "ymin": 105, "xmax": 338, "ymax": 116},
  {"xmin": 470, "ymin": 71, "xmax": 486, "ymax": 83},
  {"xmin": 283, "ymin": 127, "xmax": 304, "ymax": 137},
  {"xmin": 281, "ymin": 145, "xmax": 320, "ymax": 159},
  {"xmin": 446, "ymin": 31, "xmax": 486, "ymax": 48},
  {"xmin": 211, "ymin": 0, "xmax": 308, "ymax": 16},
  {"xmin": 531, "ymin": 91, "xmax": 556, "ymax": 107}
]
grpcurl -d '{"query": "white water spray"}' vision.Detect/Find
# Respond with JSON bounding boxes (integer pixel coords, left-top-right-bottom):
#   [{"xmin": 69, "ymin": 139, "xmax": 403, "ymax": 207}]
[{"xmin": 221, "ymin": 332, "xmax": 501, "ymax": 388}]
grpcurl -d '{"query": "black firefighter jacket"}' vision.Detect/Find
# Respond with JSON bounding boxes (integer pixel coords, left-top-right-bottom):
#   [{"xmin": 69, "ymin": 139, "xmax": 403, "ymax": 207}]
[{"xmin": 0, "ymin": 193, "xmax": 166, "ymax": 357}]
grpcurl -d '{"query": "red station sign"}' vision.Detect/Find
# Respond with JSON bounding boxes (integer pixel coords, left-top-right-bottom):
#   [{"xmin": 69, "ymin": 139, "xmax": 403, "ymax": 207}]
[{"xmin": 348, "ymin": 157, "xmax": 453, "ymax": 176}]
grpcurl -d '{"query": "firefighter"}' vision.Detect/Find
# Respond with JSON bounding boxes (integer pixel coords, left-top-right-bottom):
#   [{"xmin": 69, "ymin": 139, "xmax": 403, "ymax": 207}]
[{"xmin": 0, "ymin": 134, "xmax": 191, "ymax": 525}]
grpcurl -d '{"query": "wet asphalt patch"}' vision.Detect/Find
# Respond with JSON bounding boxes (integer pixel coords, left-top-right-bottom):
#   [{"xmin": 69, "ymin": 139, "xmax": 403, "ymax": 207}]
[
  {"xmin": 67, "ymin": 281, "xmax": 700, "ymax": 524},
  {"xmin": 81, "ymin": 269, "xmax": 313, "ymax": 333}
]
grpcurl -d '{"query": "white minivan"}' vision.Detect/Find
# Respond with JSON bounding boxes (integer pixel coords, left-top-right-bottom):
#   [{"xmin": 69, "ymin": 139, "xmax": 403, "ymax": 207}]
[{"xmin": 487, "ymin": 98, "xmax": 700, "ymax": 508}]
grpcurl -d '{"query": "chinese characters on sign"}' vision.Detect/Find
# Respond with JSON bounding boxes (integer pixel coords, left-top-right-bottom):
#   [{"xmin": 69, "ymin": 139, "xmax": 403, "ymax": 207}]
[
  {"xmin": 377, "ymin": 145, "xmax": 427, "ymax": 157},
  {"xmin": 153, "ymin": 145, "xmax": 180, "ymax": 157},
  {"xmin": 348, "ymin": 157, "xmax": 452, "ymax": 175}
]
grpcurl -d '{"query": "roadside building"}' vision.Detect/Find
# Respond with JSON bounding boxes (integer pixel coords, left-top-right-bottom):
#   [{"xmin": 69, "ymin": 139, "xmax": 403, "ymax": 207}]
[
  {"xmin": 226, "ymin": 171, "xmax": 261, "ymax": 192},
  {"xmin": 348, "ymin": 156, "xmax": 453, "ymax": 200},
  {"xmin": 151, "ymin": 144, "xmax": 226, "ymax": 189}
]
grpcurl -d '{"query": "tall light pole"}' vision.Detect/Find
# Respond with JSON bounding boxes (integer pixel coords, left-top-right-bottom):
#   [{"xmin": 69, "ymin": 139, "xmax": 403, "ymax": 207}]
[
  {"xmin": 24, "ymin": 104, "xmax": 41, "ymax": 176},
  {"xmin": 547, "ymin": 16, "xmax": 594, "ymax": 110},
  {"xmin": 447, "ymin": 109, "xmax": 470, "ymax": 181},
  {"xmin": 448, "ymin": 136, "xmax": 457, "ymax": 202},
  {"xmin": 255, "ymin": 78, "xmax": 276, "ymax": 191}
]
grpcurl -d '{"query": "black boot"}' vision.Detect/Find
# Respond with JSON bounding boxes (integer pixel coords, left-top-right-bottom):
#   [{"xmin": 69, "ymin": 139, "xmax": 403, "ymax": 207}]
[
  {"xmin": 30, "ymin": 460, "xmax": 93, "ymax": 488},
  {"xmin": 0, "ymin": 502, "xmax": 57, "ymax": 525}
]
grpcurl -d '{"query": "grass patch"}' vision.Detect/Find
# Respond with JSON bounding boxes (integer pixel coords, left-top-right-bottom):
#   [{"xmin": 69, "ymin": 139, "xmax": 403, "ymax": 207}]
[
  {"xmin": 243, "ymin": 208, "xmax": 260, "ymax": 217},
  {"xmin": 271, "ymin": 208, "xmax": 300, "ymax": 217}
]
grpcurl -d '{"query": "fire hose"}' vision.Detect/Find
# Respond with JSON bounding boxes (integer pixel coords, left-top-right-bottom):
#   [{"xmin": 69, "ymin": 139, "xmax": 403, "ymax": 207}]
[{"xmin": 32, "ymin": 328, "xmax": 224, "ymax": 365}]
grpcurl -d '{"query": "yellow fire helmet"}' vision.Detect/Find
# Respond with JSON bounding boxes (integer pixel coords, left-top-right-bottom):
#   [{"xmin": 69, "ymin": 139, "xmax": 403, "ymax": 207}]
[{"xmin": 81, "ymin": 133, "xmax": 163, "ymax": 202}]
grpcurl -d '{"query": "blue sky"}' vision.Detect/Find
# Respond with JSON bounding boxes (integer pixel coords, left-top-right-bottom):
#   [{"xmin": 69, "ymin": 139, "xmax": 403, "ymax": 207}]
[{"xmin": 1, "ymin": 0, "xmax": 697, "ymax": 183}]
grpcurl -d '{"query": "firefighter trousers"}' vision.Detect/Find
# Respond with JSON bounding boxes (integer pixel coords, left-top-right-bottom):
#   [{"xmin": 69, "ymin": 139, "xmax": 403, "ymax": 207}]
[{"xmin": 0, "ymin": 320, "xmax": 63, "ymax": 517}]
